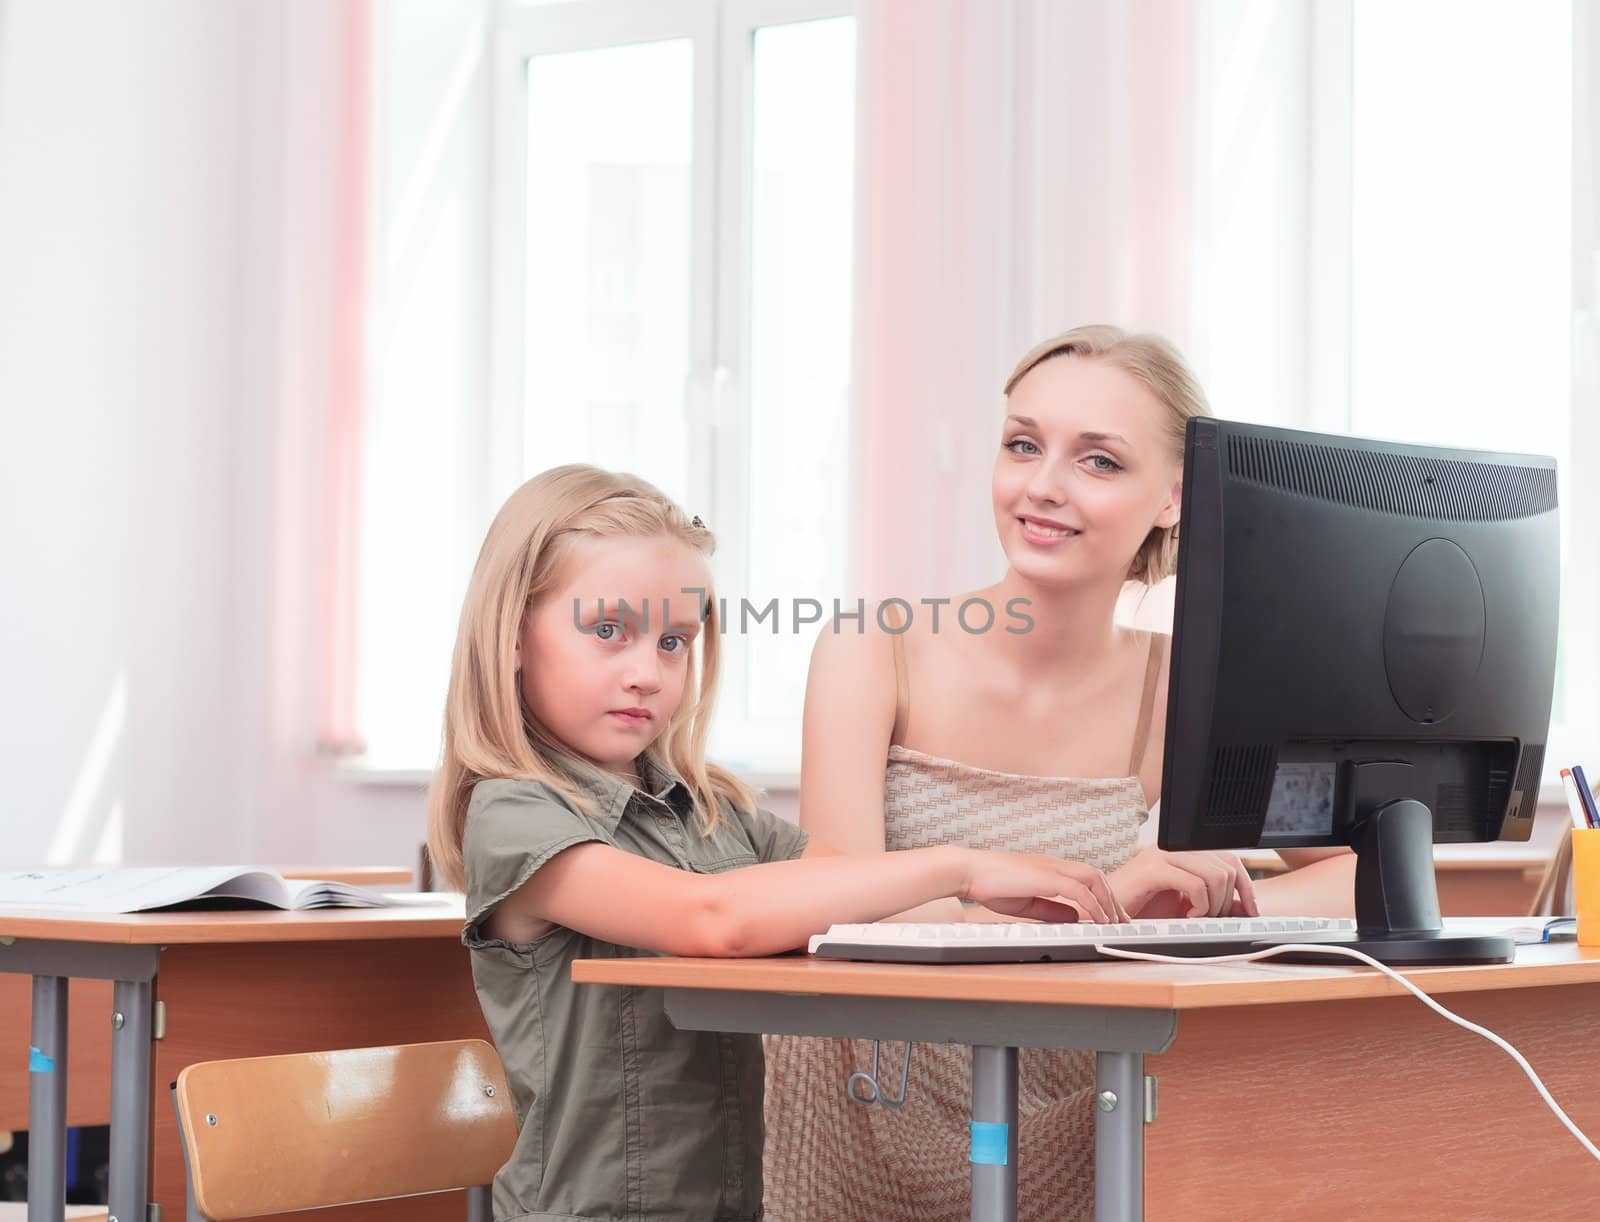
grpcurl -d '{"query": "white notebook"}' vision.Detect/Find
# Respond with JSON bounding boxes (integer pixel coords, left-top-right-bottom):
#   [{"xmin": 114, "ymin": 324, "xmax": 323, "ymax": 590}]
[
  {"xmin": 0, "ymin": 866, "xmax": 393, "ymax": 913},
  {"xmin": 1441, "ymin": 915, "xmax": 1577, "ymax": 946}
]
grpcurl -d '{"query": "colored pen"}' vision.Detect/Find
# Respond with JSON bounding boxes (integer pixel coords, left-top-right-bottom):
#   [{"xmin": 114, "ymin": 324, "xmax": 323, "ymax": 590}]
[
  {"xmin": 1561, "ymin": 769, "xmax": 1588, "ymax": 831},
  {"xmin": 1572, "ymin": 764, "xmax": 1600, "ymax": 830}
]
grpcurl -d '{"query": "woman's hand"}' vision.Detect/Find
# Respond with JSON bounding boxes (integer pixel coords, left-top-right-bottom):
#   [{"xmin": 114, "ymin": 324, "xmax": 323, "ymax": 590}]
[
  {"xmin": 1109, "ymin": 846, "xmax": 1259, "ymax": 919},
  {"xmin": 956, "ymin": 849, "xmax": 1129, "ymax": 924}
]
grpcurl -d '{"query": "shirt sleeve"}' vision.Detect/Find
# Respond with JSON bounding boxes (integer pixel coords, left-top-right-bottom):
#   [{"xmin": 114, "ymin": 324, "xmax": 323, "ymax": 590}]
[
  {"xmin": 732, "ymin": 802, "xmax": 809, "ymax": 864},
  {"xmin": 461, "ymin": 780, "xmax": 607, "ymax": 949}
]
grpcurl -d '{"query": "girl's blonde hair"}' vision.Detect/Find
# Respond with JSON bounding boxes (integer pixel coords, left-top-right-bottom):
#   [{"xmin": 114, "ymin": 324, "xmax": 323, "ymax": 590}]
[
  {"xmin": 1003, "ymin": 324, "xmax": 1212, "ymax": 585},
  {"xmin": 425, "ymin": 464, "xmax": 759, "ymax": 892}
]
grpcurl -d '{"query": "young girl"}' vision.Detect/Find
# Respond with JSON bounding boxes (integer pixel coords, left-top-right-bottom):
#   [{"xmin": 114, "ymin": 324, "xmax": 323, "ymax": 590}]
[
  {"xmin": 426, "ymin": 463, "xmax": 1131, "ymax": 1222},
  {"xmin": 763, "ymin": 325, "xmax": 1359, "ymax": 1222}
]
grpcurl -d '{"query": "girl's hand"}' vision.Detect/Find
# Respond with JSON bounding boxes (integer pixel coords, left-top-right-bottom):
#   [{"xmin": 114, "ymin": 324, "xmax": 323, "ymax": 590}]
[
  {"xmin": 1109, "ymin": 846, "xmax": 1259, "ymax": 919},
  {"xmin": 957, "ymin": 849, "xmax": 1129, "ymax": 924}
]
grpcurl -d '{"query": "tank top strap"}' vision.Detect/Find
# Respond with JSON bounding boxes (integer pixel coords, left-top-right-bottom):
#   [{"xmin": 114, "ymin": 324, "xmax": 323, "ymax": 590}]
[
  {"xmin": 1126, "ymin": 632, "xmax": 1167, "ymax": 776},
  {"xmin": 884, "ymin": 602, "xmax": 910, "ymax": 747}
]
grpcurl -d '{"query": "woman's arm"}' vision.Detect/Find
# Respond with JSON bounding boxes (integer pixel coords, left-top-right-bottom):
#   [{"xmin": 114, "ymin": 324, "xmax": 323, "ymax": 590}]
[
  {"xmin": 492, "ymin": 840, "xmax": 1123, "ymax": 957},
  {"xmin": 1140, "ymin": 646, "xmax": 1354, "ymax": 918},
  {"xmin": 1254, "ymin": 848, "xmax": 1357, "ymax": 916},
  {"xmin": 798, "ymin": 622, "xmax": 897, "ymax": 853},
  {"xmin": 798, "ymin": 622, "xmax": 970, "ymax": 922}
]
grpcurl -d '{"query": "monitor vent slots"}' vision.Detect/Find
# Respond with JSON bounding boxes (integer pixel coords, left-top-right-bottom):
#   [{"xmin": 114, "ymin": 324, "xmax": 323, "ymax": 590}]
[
  {"xmin": 1203, "ymin": 744, "xmax": 1278, "ymax": 826},
  {"xmin": 1225, "ymin": 435, "xmax": 1557, "ymax": 522}
]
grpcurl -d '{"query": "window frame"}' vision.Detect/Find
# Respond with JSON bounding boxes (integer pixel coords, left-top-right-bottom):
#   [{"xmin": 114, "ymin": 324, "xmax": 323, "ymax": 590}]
[
  {"xmin": 488, "ymin": 0, "xmax": 854, "ymax": 776},
  {"xmin": 1306, "ymin": 0, "xmax": 1595, "ymax": 797}
]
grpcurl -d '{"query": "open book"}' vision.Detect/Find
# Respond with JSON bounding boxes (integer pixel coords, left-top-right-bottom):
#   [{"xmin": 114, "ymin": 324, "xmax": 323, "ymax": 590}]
[
  {"xmin": 1442, "ymin": 915, "xmax": 1578, "ymax": 945},
  {"xmin": 0, "ymin": 867, "xmax": 395, "ymax": 913}
]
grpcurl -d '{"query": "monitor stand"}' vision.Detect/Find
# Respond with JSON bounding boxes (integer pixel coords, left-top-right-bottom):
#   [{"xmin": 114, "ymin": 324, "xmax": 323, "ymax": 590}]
[{"xmin": 1328, "ymin": 797, "xmax": 1513, "ymax": 965}]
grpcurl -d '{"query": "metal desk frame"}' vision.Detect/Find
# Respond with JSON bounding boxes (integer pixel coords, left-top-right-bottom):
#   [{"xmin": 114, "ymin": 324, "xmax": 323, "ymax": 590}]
[
  {"xmin": 4, "ymin": 938, "xmax": 161, "ymax": 1222},
  {"xmin": 664, "ymin": 988, "xmax": 1178, "ymax": 1222}
]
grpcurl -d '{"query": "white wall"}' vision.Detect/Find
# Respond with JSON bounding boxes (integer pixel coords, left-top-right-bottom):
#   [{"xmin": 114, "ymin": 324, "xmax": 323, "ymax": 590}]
[
  {"xmin": 0, "ymin": 0, "xmax": 487, "ymax": 872},
  {"xmin": 2, "ymin": 1, "xmax": 252, "ymax": 866}
]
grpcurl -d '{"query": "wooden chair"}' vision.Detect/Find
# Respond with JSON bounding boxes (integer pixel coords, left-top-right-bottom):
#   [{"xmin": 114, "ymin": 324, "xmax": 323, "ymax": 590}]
[
  {"xmin": 1528, "ymin": 824, "xmax": 1575, "ymax": 917},
  {"xmin": 170, "ymin": 1040, "xmax": 515, "ymax": 1221},
  {"xmin": 417, "ymin": 842, "xmax": 435, "ymax": 893}
]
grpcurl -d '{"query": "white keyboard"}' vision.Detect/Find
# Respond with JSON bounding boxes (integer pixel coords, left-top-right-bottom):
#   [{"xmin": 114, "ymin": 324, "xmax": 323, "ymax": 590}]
[{"xmin": 808, "ymin": 916, "xmax": 1359, "ymax": 964}]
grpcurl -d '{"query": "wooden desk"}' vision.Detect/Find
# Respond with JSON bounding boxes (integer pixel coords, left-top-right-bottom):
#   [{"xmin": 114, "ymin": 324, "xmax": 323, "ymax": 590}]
[
  {"xmin": 1240, "ymin": 844, "xmax": 1553, "ymax": 915},
  {"xmin": 279, "ymin": 865, "xmax": 415, "ymax": 889},
  {"xmin": 0, "ymin": 865, "xmax": 420, "ymax": 1152},
  {"xmin": 575, "ymin": 946, "xmax": 1600, "ymax": 1222},
  {"xmin": 0, "ymin": 867, "xmax": 417, "ymax": 1131},
  {"xmin": 0, "ymin": 900, "xmax": 487, "ymax": 1222}
]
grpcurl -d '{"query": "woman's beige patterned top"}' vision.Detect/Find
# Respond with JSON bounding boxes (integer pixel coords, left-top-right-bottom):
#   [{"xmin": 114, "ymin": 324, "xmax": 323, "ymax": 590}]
[{"xmin": 762, "ymin": 626, "xmax": 1165, "ymax": 1222}]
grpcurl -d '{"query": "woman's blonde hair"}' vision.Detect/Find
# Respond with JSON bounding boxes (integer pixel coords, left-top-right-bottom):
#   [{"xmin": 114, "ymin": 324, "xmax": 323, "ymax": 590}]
[
  {"xmin": 425, "ymin": 464, "xmax": 758, "ymax": 892},
  {"xmin": 1003, "ymin": 324, "xmax": 1212, "ymax": 585}
]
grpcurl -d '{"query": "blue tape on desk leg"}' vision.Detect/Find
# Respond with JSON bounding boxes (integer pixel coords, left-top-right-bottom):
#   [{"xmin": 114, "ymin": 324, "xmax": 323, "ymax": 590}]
[
  {"xmin": 29, "ymin": 1046, "xmax": 55, "ymax": 1073},
  {"xmin": 969, "ymin": 1120, "xmax": 1009, "ymax": 1165}
]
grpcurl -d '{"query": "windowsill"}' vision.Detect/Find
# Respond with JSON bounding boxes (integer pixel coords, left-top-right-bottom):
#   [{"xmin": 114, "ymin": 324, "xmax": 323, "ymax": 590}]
[
  {"xmin": 330, "ymin": 757, "xmax": 803, "ymax": 793},
  {"xmin": 331, "ymin": 762, "xmax": 1568, "ymax": 819}
]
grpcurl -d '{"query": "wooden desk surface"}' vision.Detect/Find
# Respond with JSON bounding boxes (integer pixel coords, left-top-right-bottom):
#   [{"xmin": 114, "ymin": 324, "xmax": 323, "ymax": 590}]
[
  {"xmin": 1238, "ymin": 843, "xmax": 1553, "ymax": 873},
  {"xmin": 279, "ymin": 865, "xmax": 414, "ymax": 887},
  {"xmin": 0, "ymin": 901, "xmax": 488, "ymax": 1222},
  {"xmin": 0, "ymin": 895, "xmax": 464, "ymax": 946},
  {"xmin": 573, "ymin": 942, "xmax": 1600, "ymax": 1010}
]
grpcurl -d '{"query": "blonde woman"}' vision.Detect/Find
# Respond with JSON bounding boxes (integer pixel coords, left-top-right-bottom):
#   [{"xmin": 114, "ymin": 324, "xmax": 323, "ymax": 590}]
[
  {"xmin": 425, "ymin": 463, "xmax": 1129, "ymax": 1222},
  {"xmin": 763, "ymin": 326, "xmax": 1357, "ymax": 1221}
]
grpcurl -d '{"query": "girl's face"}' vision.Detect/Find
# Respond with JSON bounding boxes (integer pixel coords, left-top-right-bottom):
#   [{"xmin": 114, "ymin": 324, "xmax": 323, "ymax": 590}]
[
  {"xmin": 992, "ymin": 356, "xmax": 1182, "ymax": 589},
  {"xmin": 518, "ymin": 534, "xmax": 711, "ymax": 780}
]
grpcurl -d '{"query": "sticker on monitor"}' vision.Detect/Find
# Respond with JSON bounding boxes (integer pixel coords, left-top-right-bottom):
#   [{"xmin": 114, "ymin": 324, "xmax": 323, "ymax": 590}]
[{"xmin": 1263, "ymin": 761, "xmax": 1337, "ymax": 837}]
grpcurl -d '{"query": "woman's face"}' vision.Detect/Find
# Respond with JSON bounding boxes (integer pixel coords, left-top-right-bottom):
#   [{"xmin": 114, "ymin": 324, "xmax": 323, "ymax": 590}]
[{"xmin": 992, "ymin": 356, "xmax": 1182, "ymax": 589}]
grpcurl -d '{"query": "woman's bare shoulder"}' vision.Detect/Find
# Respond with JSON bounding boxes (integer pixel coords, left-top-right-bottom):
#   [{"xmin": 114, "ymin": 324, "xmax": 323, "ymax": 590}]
[{"xmin": 804, "ymin": 604, "xmax": 914, "ymax": 725}]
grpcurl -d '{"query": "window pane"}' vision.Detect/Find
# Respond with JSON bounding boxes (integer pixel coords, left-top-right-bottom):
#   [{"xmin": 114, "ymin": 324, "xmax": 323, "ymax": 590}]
[
  {"xmin": 1348, "ymin": 0, "xmax": 1573, "ymax": 728},
  {"xmin": 742, "ymin": 17, "xmax": 856, "ymax": 726},
  {"xmin": 522, "ymin": 39, "xmax": 694, "ymax": 505}
]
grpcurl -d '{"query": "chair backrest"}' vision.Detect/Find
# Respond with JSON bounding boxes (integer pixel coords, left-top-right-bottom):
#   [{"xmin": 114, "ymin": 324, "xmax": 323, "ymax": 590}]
[
  {"xmin": 418, "ymin": 841, "xmax": 435, "ymax": 892},
  {"xmin": 1528, "ymin": 824, "xmax": 1575, "ymax": 917},
  {"xmin": 173, "ymin": 1039, "xmax": 516, "ymax": 1219}
]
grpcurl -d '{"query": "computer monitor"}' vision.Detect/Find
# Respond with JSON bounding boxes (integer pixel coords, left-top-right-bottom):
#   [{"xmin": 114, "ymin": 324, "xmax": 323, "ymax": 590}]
[{"xmin": 1158, "ymin": 418, "xmax": 1560, "ymax": 964}]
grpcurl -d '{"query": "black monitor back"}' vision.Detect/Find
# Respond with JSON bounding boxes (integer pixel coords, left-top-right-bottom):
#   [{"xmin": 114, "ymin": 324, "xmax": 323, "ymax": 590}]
[{"xmin": 1159, "ymin": 418, "xmax": 1559, "ymax": 855}]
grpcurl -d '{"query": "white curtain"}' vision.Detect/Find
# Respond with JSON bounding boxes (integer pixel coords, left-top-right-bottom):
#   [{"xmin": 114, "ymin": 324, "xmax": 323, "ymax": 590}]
[{"xmin": 848, "ymin": 0, "xmax": 1315, "ymax": 608}]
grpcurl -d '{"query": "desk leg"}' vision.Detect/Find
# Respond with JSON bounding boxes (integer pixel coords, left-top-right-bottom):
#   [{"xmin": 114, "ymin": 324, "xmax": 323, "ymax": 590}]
[
  {"xmin": 970, "ymin": 1045, "xmax": 1019, "ymax": 1222},
  {"xmin": 1094, "ymin": 1050, "xmax": 1143, "ymax": 1222},
  {"xmin": 108, "ymin": 979, "xmax": 153, "ymax": 1222},
  {"xmin": 28, "ymin": 975, "xmax": 67, "ymax": 1222}
]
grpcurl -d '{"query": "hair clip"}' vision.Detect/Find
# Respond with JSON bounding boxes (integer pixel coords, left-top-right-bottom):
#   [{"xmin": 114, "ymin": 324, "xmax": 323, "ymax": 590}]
[{"xmin": 690, "ymin": 514, "xmax": 705, "ymax": 529}]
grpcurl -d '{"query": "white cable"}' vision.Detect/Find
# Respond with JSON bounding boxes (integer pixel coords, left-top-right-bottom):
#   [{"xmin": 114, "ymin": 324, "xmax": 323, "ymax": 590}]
[{"xmin": 1094, "ymin": 941, "xmax": 1600, "ymax": 1164}]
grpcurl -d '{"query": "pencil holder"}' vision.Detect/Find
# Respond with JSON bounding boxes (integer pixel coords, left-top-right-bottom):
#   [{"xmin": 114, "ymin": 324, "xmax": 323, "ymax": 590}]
[{"xmin": 1572, "ymin": 828, "xmax": 1600, "ymax": 947}]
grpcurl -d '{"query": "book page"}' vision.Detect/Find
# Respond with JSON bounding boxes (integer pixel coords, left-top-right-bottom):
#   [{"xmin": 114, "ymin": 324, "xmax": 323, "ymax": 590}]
[
  {"xmin": 281, "ymin": 878, "xmax": 392, "ymax": 909},
  {"xmin": 1441, "ymin": 915, "xmax": 1577, "ymax": 944},
  {"xmin": 0, "ymin": 867, "xmax": 288, "ymax": 913}
]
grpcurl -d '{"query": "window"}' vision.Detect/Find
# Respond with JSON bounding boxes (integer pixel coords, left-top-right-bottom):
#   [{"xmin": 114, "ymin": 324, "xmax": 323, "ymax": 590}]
[
  {"xmin": 490, "ymin": 0, "xmax": 856, "ymax": 774},
  {"xmin": 1336, "ymin": 0, "xmax": 1589, "ymax": 783},
  {"xmin": 359, "ymin": 1, "xmax": 1589, "ymax": 790},
  {"xmin": 1143, "ymin": 1, "xmax": 1592, "ymax": 792}
]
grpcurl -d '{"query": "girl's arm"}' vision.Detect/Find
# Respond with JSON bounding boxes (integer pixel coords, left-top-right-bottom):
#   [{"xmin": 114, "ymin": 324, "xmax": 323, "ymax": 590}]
[{"xmin": 495, "ymin": 840, "xmax": 1124, "ymax": 958}]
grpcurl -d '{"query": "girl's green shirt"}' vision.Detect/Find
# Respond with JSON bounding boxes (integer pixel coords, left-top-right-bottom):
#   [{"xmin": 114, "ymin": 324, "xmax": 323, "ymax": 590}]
[{"xmin": 462, "ymin": 754, "xmax": 808, "ymax": 1221}]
